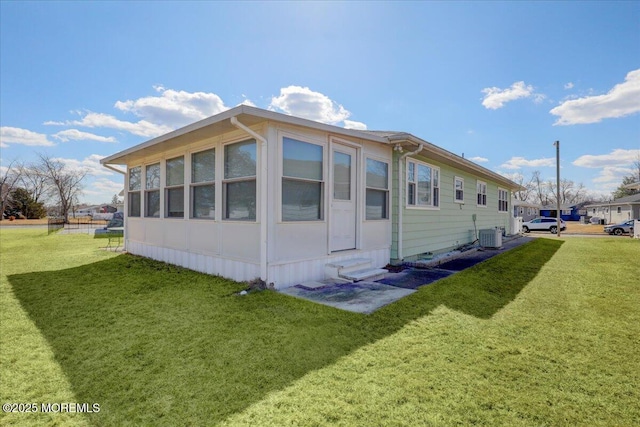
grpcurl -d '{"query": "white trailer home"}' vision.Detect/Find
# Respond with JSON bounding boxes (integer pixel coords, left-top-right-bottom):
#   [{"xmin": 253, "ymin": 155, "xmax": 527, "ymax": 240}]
[{"xmin": 101, "ymin": 105, "xmax": 519, "ymax": 288}]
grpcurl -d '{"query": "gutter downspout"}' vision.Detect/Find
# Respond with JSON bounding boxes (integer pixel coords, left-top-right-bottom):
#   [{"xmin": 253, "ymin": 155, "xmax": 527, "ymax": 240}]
[
  {"xmin": 230, "ymin": 116, "xmax": 269, "ymax": 283},
  {"xmin": 397, "ymin": 143, "xmax": 423, "ymax": 262}
]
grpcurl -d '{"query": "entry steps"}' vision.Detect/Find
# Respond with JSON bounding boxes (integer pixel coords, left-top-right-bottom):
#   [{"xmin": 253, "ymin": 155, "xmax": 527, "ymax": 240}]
[{"xmin": 325, "ymin": 258, "xmax": 387, "ymax": 282}]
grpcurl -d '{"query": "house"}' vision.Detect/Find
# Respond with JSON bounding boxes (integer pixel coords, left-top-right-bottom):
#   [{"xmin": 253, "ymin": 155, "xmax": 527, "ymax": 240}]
[
  {"xmin": 100, "ymin": 105, "xmax": 519, "ymax": 289},
  {"xmin": 540, "ymin": 202, "xmax": 591, "ymax": 222},
  {"xmin": 74, "ymin": 204, "xmax": 119, "ymax": 217},
  {"xmin": 584, "ymin": 194, "xmax": 640, "ymax": 224},
  {"xmin": 513, "ymin": 200, "xmax": 541, "ymax": 222}
]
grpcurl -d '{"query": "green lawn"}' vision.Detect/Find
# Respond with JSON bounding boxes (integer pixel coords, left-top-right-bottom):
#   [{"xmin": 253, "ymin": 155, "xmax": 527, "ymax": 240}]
[{"xmin": 1, "ymin": 229, "xmax": 638, "ymax": 426}]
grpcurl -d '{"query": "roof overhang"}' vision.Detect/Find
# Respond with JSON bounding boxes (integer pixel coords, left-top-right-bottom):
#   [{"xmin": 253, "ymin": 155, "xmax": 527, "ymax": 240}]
[
  {"xmin": 624, "ymin": 181, "xmax": 640, "ymax": 190},
  {"xmin": 384, "ymin": 133, "xmax": 522, "ymax": 190},
  {"xmin": 100, "ymin": 105, "xmax": 387, "ymax": 166},
  {"xmin": 100, "ymin": 105, "xmax": 520, "ymax": 190}
]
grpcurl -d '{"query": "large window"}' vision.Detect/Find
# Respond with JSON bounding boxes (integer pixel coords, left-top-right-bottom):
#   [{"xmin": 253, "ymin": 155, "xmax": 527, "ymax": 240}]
[
  {"xmin": 224, "ymin": 139, "xmax": 256, "ymax": 220},
  {"xmin": 128, "ymin": 166, "xmax": 141, "ymax": 217},
  {"xmin": 165, "ymin": 156, "xmax": 184, "ymax": 218},
  {"xmin": 407, "ymin": 159, "xmax": 439, "ymax": 208},
  {"xmin": 477, "ymin": 180, "xmax": 487, "ymax": 207},
  {"xmin": 282, "ymin": 137, "xmax": 323, "ymax": 221},
  {"xmin": 365, "ymin": 158, "xmax": 389, "ymax": 220},
  {"xmin": 145, "ymin": 163, "xmax": 160, "ymax": 217},
  {"xmin": 498, "ymin": 188, "xmax": 509, "ymax": 212},
  {"xmin": 191, "ymin": 148, "xmax": 215, "ymax": 219},
  {"xmin": 454, "ymin": 177, "xmax": 464, "ymax": 203}
]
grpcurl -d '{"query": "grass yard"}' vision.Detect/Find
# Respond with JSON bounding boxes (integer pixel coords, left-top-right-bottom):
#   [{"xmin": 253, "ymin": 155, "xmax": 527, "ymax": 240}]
[{"xmin": 1, "ymin": 230, "xmax": 638, "ymax": 426}]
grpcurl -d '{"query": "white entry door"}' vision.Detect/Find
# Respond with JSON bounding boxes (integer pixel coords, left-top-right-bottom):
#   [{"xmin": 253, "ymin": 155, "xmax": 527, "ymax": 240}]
[{"xmin": 331, "ymin": 145, "xmax": 357, "ymax": 251}]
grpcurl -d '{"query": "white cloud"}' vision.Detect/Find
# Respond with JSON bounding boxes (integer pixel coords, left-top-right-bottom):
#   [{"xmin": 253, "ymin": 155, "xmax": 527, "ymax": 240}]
[
  {"xmin": 591, "ymin": 166, "xmax": 634, "ymax": 184},
  {"xmin": 269, "ymin": 86, "xmax": 353, "ymax": 125},
  {"xmin": 52, "ymin": 129, "xmax": 117, "ymax": 143},
  {"xmin": 469, "ymin": 156, "xmax": 488, "ymax": 163},
  {"xmin": 49, "ymin": 112, "xmax": 173, "ymax": 138},
  {"xmin": 114, "ymin": 85, "xmax": 229, "ymax": 128},
  {"xmin": 498, "ymin": 171, "xmax": 525, "ymax": 182},
  {"xmin": 550, "ymin": 69, "xmax": 640, "ymax": 125},
  {"xmin": 52, "ymin": 154, "xmax": 113, "ymax": 177},
  {"xmin": 500, "ymin": 156, "xmax": 555, "ymax": 170},
  {"xmin": 83, "ymin": 178, "xmax": 124, "ymax": 203},
  {"xmin": 572, "ymin": 148, "xmax": 640, "ymax": 168},
  {"xmin": 343, "ymin": 120, "xmax": 367, "ymax": 130},
  {"xmin": 0, "ymin": 126, "xmax": 55, "ymax": 147},
  {"xmin": 564, "ymin": 82, "xmax": 574, "ymax": 90},
  {"xmin": 481, "ymin": 81, "xmax": 540, "ymax": 110}
]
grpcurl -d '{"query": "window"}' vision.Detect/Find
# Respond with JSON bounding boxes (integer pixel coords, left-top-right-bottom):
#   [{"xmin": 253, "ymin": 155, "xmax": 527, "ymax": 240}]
[
  {"xmin": 407, "ymin": 159, "xmax": 439, "ymax": 208},
  {"xmin": 224, "ymin": 139, "xmax": 256, "ymax": 220},
  {"xmin": 498, "ymin": 188, "xmax": 509, "ymax": 212},
  {"xmin": 519, "ymin": 207, "xmax": 524, "ymax": 215},
  {"xmin": 454, "ymin": 177, "xmax": 464, "ymax": 203},
  {"xmin": 165, "ymin": 156, "xmax": 184, "ymax": 218},
  {"xmin": 365, "ymin": 158, "xmax": 389, "ymax": 220},
  {"xmin": 282, "ymin": 137, "xmax": 323, "ymax": 221},
  {"xmin": 477, "ymin": 181, "xmax": 487, "ymax": 206},
  {"xmin": 617, "ymin": 206, "xmax": 622, "ymax": 214},
  {"xmin": 562, "ymin": 209, "xmax": 571, "ymax": 215},
  {"xmin": 191, "ymin": 148, "xmax": 215, "ymax": 219},
  {"xmin": 145, "ymin": 163, "xmax": 160, "ymax": 218},
  {"xmin": 128, "ymin": 166, "xmax": 141, "ymax": 217}
]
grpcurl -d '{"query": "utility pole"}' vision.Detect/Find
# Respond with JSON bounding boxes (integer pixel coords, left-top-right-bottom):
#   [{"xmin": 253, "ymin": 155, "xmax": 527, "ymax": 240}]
[{"xmin": 554, "ymin": 141, "xmax": 561, "ymax": 237}]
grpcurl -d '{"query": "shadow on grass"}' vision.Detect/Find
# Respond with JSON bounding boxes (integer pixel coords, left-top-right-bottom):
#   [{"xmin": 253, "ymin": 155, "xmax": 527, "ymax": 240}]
[{"xmin": 9, "ymin": 238, "xmax": 562, "ymax": 425}]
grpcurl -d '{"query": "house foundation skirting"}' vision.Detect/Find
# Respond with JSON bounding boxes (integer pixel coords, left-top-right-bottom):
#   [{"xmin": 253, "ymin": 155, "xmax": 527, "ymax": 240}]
[
  {"xmin": 126, "ymin": 241, "xmax": 261, "ymax": 284},
  {"xmin": 126, "ymin": 240, "xmax": 389, "ymax": 289}
]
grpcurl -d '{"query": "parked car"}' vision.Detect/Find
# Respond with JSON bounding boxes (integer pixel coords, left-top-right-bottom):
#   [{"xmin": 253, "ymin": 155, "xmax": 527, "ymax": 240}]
[
  {"xmin": 604, "ymin": 219, "xmax": 635, "ymax": 236},
  {"xmin": 522, "ymin": 217, "xmax": 566, "ymax": 234}
]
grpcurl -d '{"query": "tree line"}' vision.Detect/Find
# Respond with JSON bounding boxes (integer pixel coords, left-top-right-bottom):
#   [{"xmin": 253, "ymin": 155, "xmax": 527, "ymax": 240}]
[
  {"xmin": 512, "ymin": 159, "xmax": 639, "ymax": 205},
  {"xmin": 1, "ymin": 154, "xmax": 87, "ymax": 223}
]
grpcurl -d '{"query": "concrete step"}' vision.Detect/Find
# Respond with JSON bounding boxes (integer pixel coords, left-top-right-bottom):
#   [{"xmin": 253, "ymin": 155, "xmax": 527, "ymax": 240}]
[
  {"xmin": 339, "ymin": 268, "xmax": 388, "ymax": 282},
  {"xmin": 325, "ymin": 257, "xmax": 372, "ymax": 278}
]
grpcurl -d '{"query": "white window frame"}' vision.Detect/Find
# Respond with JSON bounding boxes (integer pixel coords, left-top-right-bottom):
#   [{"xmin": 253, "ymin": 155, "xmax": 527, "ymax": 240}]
[
  {"xmin": 498, "ymin": 188, "xmax": 509, "ymax": 212},
  {"xmin": 165, "ymin": 156, "xmax": 185, "ymax": 218},
  {"xmin": 190, "ymin": 148, "xmax": 216, "ymax": 220},
  {"xmin": 281, "ymin": 137, "xmax": 324, "ymax": 222},
  {"xmin": 406, "ymin": 158, "xmax": 440, "ymax": 209},
  {"xmin": 128, "ymin": 165, "xmax": 142, "ymax": 217},
  {"xmin": 223, "ymin": 139, "xmax": 257, "ymax": 221},
  {"xmin": 144, "ymin": 162, "xmax": 161, "ymax": 218},
  {"xmin": 454, "ymin": 176, "xmax": 464, "ymax": 203},
  {"xmin": 476, "ymin": 180, "xmax": 487, "ymax": 207},
  {"xmin": 365, "ymin": 157, "xmax": 389, "ymax": 220}
]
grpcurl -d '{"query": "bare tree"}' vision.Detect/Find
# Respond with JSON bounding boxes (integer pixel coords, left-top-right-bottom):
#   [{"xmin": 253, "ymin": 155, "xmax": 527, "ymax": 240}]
[
  {"xmin": 508, "ymin": 173, "xmax": 534, "ymax": 201},
  {"xmin": 547, "ymin": 179, "xmax": 588, "ymax": 205},
  {"xmin": 530, "ymin": 171, "xmax": 549, "ymax": 205},
  {"xmin": 37, "ymin": 154, "xmax": 87, "ymax": 223},
  {"xmin": 0, "ymin": 159, "xmax": 23, "ymax": 220},
  {"xmin": 18, "ymin": 162, "xmax": 50, "ymax": 204}
]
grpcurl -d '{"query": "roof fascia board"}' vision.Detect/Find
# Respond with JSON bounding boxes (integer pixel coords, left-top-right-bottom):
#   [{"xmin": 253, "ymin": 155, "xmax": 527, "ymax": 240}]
[{"xmin": 388, "ymin": 133, "xmax": 521, "ymax": 190}]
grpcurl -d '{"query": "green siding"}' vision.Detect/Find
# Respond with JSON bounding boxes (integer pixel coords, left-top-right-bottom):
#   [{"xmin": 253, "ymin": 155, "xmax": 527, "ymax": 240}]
[{"xmin": 392, "ymin": 152, "xmax": 512, "ymax": 262}]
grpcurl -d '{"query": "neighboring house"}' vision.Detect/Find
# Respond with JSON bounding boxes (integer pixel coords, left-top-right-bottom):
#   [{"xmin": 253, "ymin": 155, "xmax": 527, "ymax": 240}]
[
  {"xmin": 75, "ymin": 204, "xmax": 118, "ymax": 216},
  {"xmin": 584, "ymin": 194, "xmax": 640, "ymax": 224},
  {"xmin": 513, "ymin": 200, "xmax": 541, "ymax": 222},
  {"xmin": 101, "ymin": 105, "xmax": 519, "ymax": 289},
  {"xmin": 540, "ymin": 202, "xmax": 591, "ymax": 221}
]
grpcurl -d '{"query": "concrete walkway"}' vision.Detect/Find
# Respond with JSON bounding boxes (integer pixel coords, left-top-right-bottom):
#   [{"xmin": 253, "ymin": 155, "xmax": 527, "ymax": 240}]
[{"xmin": 280, "ymin": 236, "xmax": 533, "ymax": 314}]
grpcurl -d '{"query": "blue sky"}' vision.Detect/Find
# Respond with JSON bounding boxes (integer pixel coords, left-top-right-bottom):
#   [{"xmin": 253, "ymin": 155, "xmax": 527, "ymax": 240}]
[{"xmin": 1, "ymin": 1, "xmax": 639, "ymax": 204}]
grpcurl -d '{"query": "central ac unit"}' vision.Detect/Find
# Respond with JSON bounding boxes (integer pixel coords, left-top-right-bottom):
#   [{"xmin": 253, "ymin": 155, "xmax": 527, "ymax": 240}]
[{"xmin": 479, "ymin": 228, "xmax": 503, "ymax": 248}]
